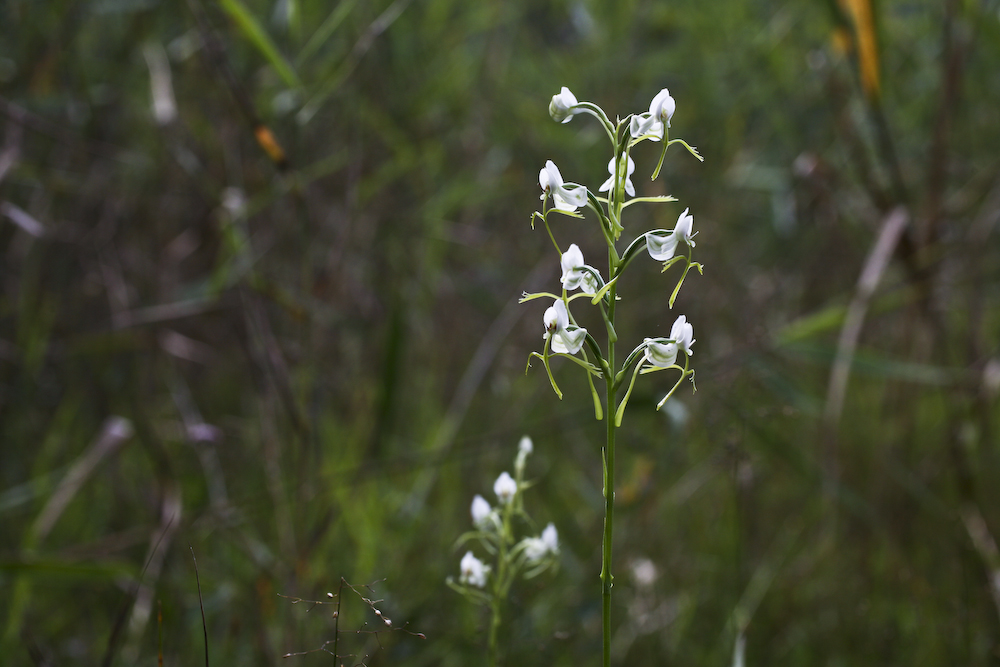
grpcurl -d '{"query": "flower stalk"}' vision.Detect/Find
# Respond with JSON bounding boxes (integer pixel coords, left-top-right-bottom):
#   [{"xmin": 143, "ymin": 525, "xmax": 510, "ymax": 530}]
[{"xmin": 521, "ymin": 87, "xmax": 703, "ymax": 666}]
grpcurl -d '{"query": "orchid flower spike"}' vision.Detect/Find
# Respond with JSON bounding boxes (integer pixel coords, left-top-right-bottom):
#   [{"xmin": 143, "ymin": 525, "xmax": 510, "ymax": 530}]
[
  {"xmin": 599, "ymin": 155, "xmax": 636, "ymax": 197},
  {"xmin": 549, "ymin": 87, "xmax": 579, "ymax": 124},
  {"xmin": 560, "ymin": 243, "xmax": 601, "ymax": 294},
  {"xmin": 539, "ymin": 160, "xmax": 588, "ymax": 212},
  {"xmin": 670, "ymin": 315, "xmax": 695, "ymax": 356}
]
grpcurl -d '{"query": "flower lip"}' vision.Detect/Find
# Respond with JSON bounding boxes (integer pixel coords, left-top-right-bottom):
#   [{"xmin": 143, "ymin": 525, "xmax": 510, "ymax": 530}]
[
  {"xmin": 643, "ymin": 338, "xmax": 678, "ymax": 368},
  {"xmin": 646, "ymin": 230, "xmax": 680, "ymax": 262},
  {"xmin": 550, "ymin": 325, "xmax": 588, "ymax": 355}
]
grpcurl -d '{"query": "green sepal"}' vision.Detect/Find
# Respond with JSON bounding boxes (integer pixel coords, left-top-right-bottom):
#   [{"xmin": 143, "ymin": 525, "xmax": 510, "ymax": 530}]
[
  {"xmin": 519, "ymin": 291, "xmax": 560, "ymax": 304},
  {"xmin": 667, "ymin": 138, "xmax": 704, "ymax": 162},
  {"xmin": 621, "ymin": 195, "xmax": 678, "ymax": 210}
]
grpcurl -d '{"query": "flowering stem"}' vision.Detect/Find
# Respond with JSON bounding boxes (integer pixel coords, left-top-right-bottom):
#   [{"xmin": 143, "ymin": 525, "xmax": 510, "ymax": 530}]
[
  {"xmin": 600, "ymin": 278, "xmax": 617, "ymax": 667},
  {"xmin": 488, "ymin": 499, "xmax": 514, "ymax": 667}
]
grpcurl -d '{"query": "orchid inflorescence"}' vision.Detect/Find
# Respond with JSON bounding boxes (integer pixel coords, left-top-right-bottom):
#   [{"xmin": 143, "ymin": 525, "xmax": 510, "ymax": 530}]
[
  {"xmin": 527, "ymin": 86, "xmax": 703, "ymax": 667},
  {"xmin": 448, "ymin": 436, "xmax": 559, "ymax": 666},
  {"xmin": 524, "ymin": 86, "xmax": 704, "ymax": 424}
]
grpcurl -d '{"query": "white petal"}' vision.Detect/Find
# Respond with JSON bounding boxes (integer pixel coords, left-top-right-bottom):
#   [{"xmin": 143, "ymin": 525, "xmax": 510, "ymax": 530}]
[
  {"xmin": 471, "ymin": 495, "xmax": 492, "ymax": 525},
  {"xmin": 544, "ymin": 160, "xmax": 564, "ymax": 189},
  {"xmin": 670, "ymin": 315, "xmax": 695, "ymax": 355},
  {"xmin": 644, "ymin": 338, "xmax": 678, "ymax": 368},
  {"xmin": 560, "ymin": 244, "xmax": 585, "ymax": 278},
  {"xmin": 624, "ymin": 177, "xmax": 635, "ymax": 198},
  {"xmin": 630, "ymin": 113, "xmax": 663, "ymax": 141},
  {"xmin": 646, "ymin": 231, "xmax": 679, "ymax": 262},
  {"xmin": 543, "ymin": 299, "xmax": 570, "ymax": 332},
  {"xmin": 650, "ymin": 88, "xmax": 675, "ymax": 127},
  {"xmin": 552, "ymin": 326, "xmax": 587, "ymax": 355},
  {"xmin": 558, "ymin": 183, "xmax": 588, "ymax": 210},
  {"xmin": 541, "ymin": 523, "xmax": 559, "ymax": 551},
  {"xmin": 674, "ymin": 208, "xmax": 695, "ymax": 247}
]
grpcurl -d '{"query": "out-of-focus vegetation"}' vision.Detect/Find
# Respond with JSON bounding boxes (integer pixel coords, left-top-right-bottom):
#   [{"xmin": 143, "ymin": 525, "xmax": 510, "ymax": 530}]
[{"xmin": 2, "ymin": 0, "xmax": 999, "ymax": 664}]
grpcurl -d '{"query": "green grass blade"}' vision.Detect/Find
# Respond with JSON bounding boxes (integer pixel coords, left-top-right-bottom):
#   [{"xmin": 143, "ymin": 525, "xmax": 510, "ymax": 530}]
[{"xmin": 219, "ymin": 0, "xmax": 302, "ymax": 89}]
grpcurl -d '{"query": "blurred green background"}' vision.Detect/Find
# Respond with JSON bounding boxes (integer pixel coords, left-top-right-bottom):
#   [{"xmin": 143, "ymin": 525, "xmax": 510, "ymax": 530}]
[{"xmin": 2, "ymin": 0, "xmax": 999, "ymax": 664}]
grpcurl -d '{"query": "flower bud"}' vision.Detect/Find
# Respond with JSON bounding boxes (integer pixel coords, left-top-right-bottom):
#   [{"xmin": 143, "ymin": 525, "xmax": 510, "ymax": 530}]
[{"xmin": 549, "ymin": 86, "xmax": 579, "ymax": 123}]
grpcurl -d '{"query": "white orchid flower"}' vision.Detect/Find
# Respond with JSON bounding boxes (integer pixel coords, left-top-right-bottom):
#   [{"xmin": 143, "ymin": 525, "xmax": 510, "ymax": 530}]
[
  {"xmin": 539, "ymin": 160, "xmax": 588, "ymax": 212},
  {"xmin": 599, "ymin": 155, "xmax": 636, "ymax": 197},
  {"xmin": 522, "ymin": 537, "xmax": 548, "ymax": 562},
  {"xmin": 471, "ymin": 494, "xmax": 492, "ymax": 526},
  {"xmin": 643, "ymin": 338, "xmax": 678, "ymax": 368},
  {"xmin": 629, "ymin": 88, "xmax": 676, "ymax": 141},
  {"xmin": 543, "ymin": 299, "xmax": 570, "ymax": 333},
  {"xmin": 543, "ymin": 298, "xmax": 588, "ymax": 355},
  {"xmin": 460, "ymin": 551, "xmax": 488, "ymax": 588},
  {"xmin": 560, "ymin": 243, "xmax": 601, "ymax": 294},
  {"xmin": 674, "ymin": 207, "xmax": 695, "ymax": 247},
  {"xmin": 645, "ymin": 208, "xmax": 695, "ymax": 262},
  {"xmin": 518, "ymin": 435, "xmax": 533, "ymax": 456},
  {"xmin": 521, "ymin": 522, "xmax": 559, "ymax": 563},
  {"xmin": 670, "ymin": 315, "xmax": 695, "ymax": 356},
  {"xmin": 549, "ymin": 86, "xmax": 579, "ymax": 123},
  {"xmin": 494, "ymin": 471, "xmax": 517, "ymax": 504}
]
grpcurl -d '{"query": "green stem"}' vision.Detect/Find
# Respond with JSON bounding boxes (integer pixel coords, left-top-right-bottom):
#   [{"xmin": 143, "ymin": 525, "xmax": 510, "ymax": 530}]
[
  {"xmin": 488, "ymin": 595, "xmax": 500, "ymax": 667},
  {"xmin": 489, "ymin": 500, "xmax": 514, "ymax": 667},
  {"xmin": 600, "ymin": 279, "xmax": 617, "ymax": 667}
]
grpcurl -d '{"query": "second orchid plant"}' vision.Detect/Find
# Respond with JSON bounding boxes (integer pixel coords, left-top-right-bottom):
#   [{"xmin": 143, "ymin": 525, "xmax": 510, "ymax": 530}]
[
  {"xmin": 523, "ymin": 86, "xmax": 703, "ymax": 667},
  {"xmin": 448, "ymin": 436, "xmax": 560, "ymax": 667}
]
